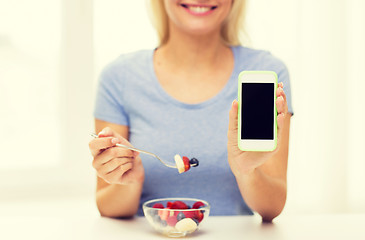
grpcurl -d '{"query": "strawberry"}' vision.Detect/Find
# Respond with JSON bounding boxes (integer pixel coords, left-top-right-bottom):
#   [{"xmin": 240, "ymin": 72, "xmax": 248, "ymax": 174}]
[
  {"xmin": 183, "ymin": 211, "xmax": 196, "ymax": 219},
  {"xmin": 169, "ymin": 210, "xmax": 175, "ymax": 217},
  {"xmin": 194, "ymin": 210, "xmax": 204, "ymax": 222},
  {"xmin": 166, "ymin": 215, "xmax": 178, "ymax": 226},
  {"xmin": 192, "ymin": 201, "xmax": 205, "ymax": 209},
  {"xmin": 182, "ymin": 156, "xmax": 191, "ymax": 171},
  {"xmin": 167, "ymin": 201, "xmax": 173, "ymax": 208},
  {"xmin": 158, "ymin": 208, "xmax": 170, "ymax": 221},
  {"xmin": 171, "ymin": 201, "xmax": 189, "ymax": 209},
  {"xmin": 152, "ymin": 203, "xmax": 164, "ymax": 209}
]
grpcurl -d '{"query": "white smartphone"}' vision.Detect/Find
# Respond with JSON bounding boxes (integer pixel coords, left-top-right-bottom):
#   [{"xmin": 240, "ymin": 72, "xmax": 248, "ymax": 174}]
[{"xmin": 238, "ymin": 71, "xmax": 278, "ymax": 151}]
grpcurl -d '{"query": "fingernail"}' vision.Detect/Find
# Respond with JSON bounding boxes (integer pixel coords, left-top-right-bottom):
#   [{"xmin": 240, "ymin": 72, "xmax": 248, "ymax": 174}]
[
  {"xmin": 111, "ymin": 138, "xmax": 119, "ymax": 144},
  {"xmin": 98, "ymin": 130, "xmax": 105, "ymax": 136}
]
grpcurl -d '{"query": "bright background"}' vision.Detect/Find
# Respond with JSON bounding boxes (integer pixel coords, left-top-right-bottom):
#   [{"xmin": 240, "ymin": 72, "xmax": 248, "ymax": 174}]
[{"xmin": 0, "ymin": 0, "xmax": 364, "ymax": 216}]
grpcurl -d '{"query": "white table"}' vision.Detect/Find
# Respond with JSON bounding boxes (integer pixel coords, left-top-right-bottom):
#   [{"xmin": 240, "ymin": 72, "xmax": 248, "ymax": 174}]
[{"xmin": 1, "ymin": 214, "xmax": 364, "ymax": 240}]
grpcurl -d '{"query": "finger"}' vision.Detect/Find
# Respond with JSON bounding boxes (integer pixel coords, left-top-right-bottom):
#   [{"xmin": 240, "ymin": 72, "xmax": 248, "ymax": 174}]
[
  {"xmin": 99, "ymin": 128, "xmax": 135, "ymax": 149},
  {"xmin": 105, "ymin": 162, "xmax": 134, "ymax": 184},
  {"xmin": 227, "ymin": 100, "xmax": 239, "ymax": 150},
  {"xmin": 112, "ymin": 136, "xmax": 139, "ymax": 158},
  {"xmin": 89, "ymin": 137, "xmax": 121, "ymax": 157},
  {"xmin": 276, "ymin": 112, "xmax": 285, "ymax": 152},
  {"xmin": 98, "ymin": 157, "xmax": 133, "ymax": 175},
  {"xmin": 98, "ymin": 127, "xmax": 119, "ymax": 138},
  {"xmin": 277, "ymin": 112, "xmax": 285, "ymax": 130},
  {"xmin": 96, "ymin": 127, "xmax": 138, "ymax": 156},
  {"xmin": 276, "ymin": 86, "xmax": 282, "ymax": 97},
  {"xmin": 276, "ymin": 85, "xmax": 284, "ymax": 96},
  {"xmin": 93, "ymin": 146, "xmax": 134, "ymax": 168},
  {"xmin": 278, "ymin": 82, "xmax": 283, "ymax": 89},
  {"xmin": 276, "ymin": 96, "xmax": 285, "ymax": 114},
  {"xmin": 228, "ymin": 100, "xmax": 238, "ymax": 133},
  {"xmin": 276, "ymin": 86, "xmax": 287, "ymax": 104}
]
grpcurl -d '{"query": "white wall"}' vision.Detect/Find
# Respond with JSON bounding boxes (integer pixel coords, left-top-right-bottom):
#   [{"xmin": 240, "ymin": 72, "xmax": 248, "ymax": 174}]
[
  {"xmin": 0, "ymin": 0, "xmax": 96, "ymax": 201},
  {"xmin": 247, "ymin": 0, "xmax": 365, "ymax": 214},
  {"xmin": 1, "ymin": 0, "xmax": 364, "ymax": 214},
  {"xmin": 345, "ymin": 0, "xmax": 365, "ymax": 212}
]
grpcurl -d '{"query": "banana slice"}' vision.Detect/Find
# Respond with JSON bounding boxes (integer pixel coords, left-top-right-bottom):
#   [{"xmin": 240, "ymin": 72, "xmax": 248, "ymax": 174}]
[
  {"xmin": 174, "ymin": 154, "xmax": 185, "ymax": 173},
  {"xmin": 175, "ymin": 218, "xmax": 198, "ymax": 232}
]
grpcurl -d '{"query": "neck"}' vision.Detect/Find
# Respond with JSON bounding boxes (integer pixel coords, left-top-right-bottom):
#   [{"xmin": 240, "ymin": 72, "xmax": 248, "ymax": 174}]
[{"xmin": 156, "ymin": 25, "xmax": 230, "ymax": 71}]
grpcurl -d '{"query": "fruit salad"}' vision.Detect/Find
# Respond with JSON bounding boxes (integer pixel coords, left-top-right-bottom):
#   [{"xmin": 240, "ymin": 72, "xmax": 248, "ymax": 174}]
[
  {"xmin": 146, "ymin": 200, "xmax": 207, "ymax": 236},
  {"xmin": 174, "ymin": 154, "xmax": 199, "ymax": 173}
]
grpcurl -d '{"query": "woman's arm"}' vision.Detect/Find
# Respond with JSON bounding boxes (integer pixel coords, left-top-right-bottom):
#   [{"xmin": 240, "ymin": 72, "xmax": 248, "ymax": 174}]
[
  {"xmin": 90, "ymin": 119, "xmax": 145, "ymax": 218},
  {"xmin": 96, "ymin": 179, "xmax": 143, "ymax": 218},
  {"xmin": 235, "ymin": 114, "xmax": 291, "ymax": 222},
  {"xmin": 227, "ymin": 83, "xmax": 291, "ymax": 222}
]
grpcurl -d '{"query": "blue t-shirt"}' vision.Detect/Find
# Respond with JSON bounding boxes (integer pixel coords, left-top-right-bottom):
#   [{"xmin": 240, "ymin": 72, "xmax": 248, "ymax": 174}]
[{"xmin": 94, "ymin": 46, "xmax": 293, "ymax": 216}]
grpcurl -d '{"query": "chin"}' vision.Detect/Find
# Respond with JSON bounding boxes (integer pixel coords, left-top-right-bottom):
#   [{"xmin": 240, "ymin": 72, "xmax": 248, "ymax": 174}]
[
  {"xmin": 176, "ymin": 19, "xmax": 218, "ymax": 35},
  {"xmin": 190, "ymin": 30, "xmax": 217, "ymax": 38}
]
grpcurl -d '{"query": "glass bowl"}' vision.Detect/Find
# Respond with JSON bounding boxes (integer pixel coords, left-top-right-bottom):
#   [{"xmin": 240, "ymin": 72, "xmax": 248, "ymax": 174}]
[{"xmin": 143, "ymin": 197, "xmax": 210, "ymax": 238}]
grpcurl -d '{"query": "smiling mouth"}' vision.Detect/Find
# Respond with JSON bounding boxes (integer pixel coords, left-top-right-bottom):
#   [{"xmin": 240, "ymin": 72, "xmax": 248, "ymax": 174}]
[{"xmin": 181, "ymin": 4, "xmax": 218, "ymax": 14}]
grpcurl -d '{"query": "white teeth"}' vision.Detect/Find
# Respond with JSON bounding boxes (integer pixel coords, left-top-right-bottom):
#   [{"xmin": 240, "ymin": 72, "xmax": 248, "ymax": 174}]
[{"xmin": 188, "ymin": 6, "xmax": 211, "ymax": 13}]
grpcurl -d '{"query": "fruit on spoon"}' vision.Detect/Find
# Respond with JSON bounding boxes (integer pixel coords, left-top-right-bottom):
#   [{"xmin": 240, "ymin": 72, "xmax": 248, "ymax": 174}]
[{"xmin": 174, "ymin": 154, "xmax": 199, "ymax": 173}]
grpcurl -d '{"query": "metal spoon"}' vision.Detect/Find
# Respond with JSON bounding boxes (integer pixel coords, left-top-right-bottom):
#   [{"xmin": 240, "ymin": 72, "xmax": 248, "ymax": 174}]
[{"xmin": 90, "ymin": 133, "xmax": 177, "ymax": 169}]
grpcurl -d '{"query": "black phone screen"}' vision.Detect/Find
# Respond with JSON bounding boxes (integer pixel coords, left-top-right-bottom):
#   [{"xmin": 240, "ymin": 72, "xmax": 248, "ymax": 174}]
[{"xmin": 241, "ymin": 83, "xmax": 275, "ymax": 140}]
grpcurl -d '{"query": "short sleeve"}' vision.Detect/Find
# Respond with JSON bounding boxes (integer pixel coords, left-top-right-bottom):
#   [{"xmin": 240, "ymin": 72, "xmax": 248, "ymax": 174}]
[{"xmin": 93, "ymin": 63, "xmax": 129, "ymax": 126}]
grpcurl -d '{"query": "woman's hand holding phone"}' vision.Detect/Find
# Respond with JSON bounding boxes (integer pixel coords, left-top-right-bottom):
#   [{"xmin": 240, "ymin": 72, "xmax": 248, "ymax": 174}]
[
  {"xmin": 88, "ymin": 127, "xmax": 145, "ymax": 185},
  {"xmin": 227, "ymin": 82, "xmax": 288, "ymax": 177}
]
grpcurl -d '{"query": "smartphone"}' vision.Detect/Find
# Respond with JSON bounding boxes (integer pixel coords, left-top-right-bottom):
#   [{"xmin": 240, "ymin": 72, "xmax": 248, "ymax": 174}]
[{"xmin": 238, "ymin": 71, "xmax": 277, "ymax": 151}]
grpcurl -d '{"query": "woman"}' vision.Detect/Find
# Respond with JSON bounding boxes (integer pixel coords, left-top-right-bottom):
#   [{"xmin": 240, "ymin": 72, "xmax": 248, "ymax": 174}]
[{"xmin": 89, "ymin": 0, "xmax": 293, "ymax": 222}]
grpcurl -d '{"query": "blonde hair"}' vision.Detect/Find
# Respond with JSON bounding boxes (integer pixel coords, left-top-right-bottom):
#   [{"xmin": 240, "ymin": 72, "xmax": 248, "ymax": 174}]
[{"xmin": 146, "ymin": 0, "xmax": 247, "ymax": 46}]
